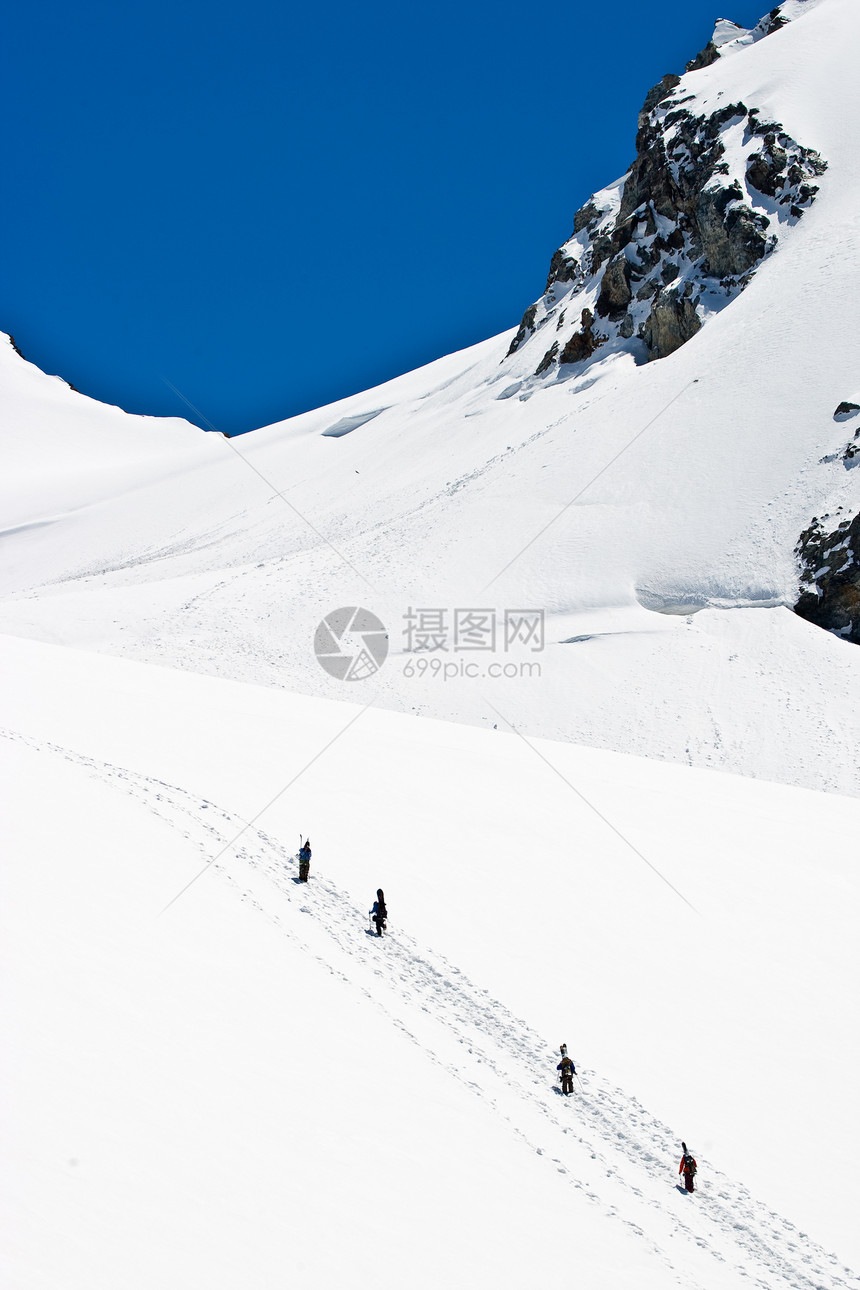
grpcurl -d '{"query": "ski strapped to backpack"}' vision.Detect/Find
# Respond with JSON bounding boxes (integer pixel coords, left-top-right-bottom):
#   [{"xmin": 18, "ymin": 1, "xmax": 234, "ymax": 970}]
[{"xmin": 680, "ymin": 1141, "xmax": 697, "ymax": 1176}]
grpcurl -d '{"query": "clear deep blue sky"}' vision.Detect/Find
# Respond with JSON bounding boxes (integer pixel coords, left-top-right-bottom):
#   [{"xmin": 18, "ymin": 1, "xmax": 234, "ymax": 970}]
[{"xmin": 2, "ymin": 0, "xmax": 769, "ymax": 435}]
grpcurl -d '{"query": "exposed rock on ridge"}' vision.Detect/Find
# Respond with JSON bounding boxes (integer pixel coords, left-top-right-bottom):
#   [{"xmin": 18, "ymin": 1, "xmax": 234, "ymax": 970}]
[
  {"xmin": 795, "ymin": 512, "xmax": 860, "ymax": 645},
  {"xmin": 795, "ymin": 401, "xmax": 860, "ymax": 644},
  {"xmin": 505, "ymin": 3, "xmax": 826, "ymax": 378}
]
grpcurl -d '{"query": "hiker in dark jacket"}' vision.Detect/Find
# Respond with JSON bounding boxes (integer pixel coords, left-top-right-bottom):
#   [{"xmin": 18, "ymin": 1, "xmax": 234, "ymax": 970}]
[
  {"xmin": 371, "ymin": 889, "xmax": 387, "ymax": 936},
  {"xmin": 557, "ymin": 1053, "xmax": 575, "ymax": 1095},
  {"xmin": 298, "ymin": 839, "xmax": 311, "ymax": 882},
  {"xmin": 679, "ymin": 1142, "xmax": 697, "ymax": 1193}
]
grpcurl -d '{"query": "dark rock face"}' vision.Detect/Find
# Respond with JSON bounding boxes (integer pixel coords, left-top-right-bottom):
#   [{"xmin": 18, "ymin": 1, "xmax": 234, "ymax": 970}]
[
  {"xmin": 640, "ymin": 74, "xmax": 682, "ymax": 120},
  {"xmin": 545, "ymin": 249, "xmax": 580, "ymax": 293},
  {"xmin": 596, "ymin": 255, "xmax": 632, "ymax": 319},
  {"xmin": 747, "ymin": 144, "xmax": 787, "ymax": 197},
  {"xmin": 835, "ymin": 402, "xmax": 860, "ymax": 421},
  {"xmin": 506, "ymin": 303, "xmax": 537, "ymax": 357},
  {"xmin": 761, "ymin": 7, "xmax": 787, "ymax": 36},
  {"xmin": 502, "ymin": 55, "xmax": 826, "ymax": 379},
  {"xmin": 745, "ymin": 119, "xmax": 826, "ymax": 213},
  {"xmin": 696, "ymin": 183, "xmax": 770, "ymax": 277},
  {"xmin": 686, "ymin": 41, "xmax": 720, "ymax": 73},
  {"xmin": 534, "ymin": 341, "xmax": 559, "ymax": 375},
  {"xmin": 573, "ymin": 201, "xmax": 602, "ymax": 235},
  {"xmin": 795, "ymin": 513, "xmax": 860, "ymax": 644},
  {"xmin": 560, "ymin": 310, "xmax": 602, "ymax": 366},
  {"xmin": 641, "ymin": 288, "xmax": 702, "ymax": 359}
]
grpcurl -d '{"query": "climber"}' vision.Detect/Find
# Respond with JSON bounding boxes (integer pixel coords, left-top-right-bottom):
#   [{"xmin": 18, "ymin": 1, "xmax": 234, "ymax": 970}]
[
  {"xmin": 370, "ymin": 889, "xmax": 387, "ymax": 936},
  {"xmin": 679, "ymin": 1141, "xmax": 697, "ymax": 1193}
]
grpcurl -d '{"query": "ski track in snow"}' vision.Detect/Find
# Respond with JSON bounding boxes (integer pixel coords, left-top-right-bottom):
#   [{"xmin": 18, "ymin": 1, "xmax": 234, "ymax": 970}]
[{"xmin": 6, "ymin": 726, "xmax": 858, "ymax": 1290}]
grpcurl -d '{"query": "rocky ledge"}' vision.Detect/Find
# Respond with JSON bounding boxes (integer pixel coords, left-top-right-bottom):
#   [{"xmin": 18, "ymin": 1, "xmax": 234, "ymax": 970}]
[
  {"xmin": 795, "ymin": 512, "xmax": 860, "ymax": 645},
  {"xmin": 505, "ymin": 9, "xmax": 826, "ymax": 378},
  {"xmin": 795, "ymin": 404, "xmax": 860, "ymax": 644}
]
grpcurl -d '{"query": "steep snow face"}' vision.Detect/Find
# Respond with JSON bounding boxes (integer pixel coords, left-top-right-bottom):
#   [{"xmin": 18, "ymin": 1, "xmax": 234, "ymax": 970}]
[
  {"xmin": 709, "ymin": 0, "xmax": 829, "ymax": 59},
  {"xmin": 2, "ymin": 0, "xmax": 860, "ymax": 796}
]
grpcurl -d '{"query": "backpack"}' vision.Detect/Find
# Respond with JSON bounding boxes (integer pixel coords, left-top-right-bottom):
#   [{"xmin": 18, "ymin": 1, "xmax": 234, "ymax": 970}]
[
  {"xmin": 684, "ymin": 1154, "xmax": 697, "ymax": 1175},
  {"xmin": 561, "ymin": 1057, "xmax": 572, "ymax": 1072}
]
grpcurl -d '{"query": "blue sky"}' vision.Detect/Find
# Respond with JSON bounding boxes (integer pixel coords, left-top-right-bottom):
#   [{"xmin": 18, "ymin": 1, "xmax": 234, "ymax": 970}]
[{"xmin": 2, "ymin": 0, "xmax": 769, "ymax": 435}]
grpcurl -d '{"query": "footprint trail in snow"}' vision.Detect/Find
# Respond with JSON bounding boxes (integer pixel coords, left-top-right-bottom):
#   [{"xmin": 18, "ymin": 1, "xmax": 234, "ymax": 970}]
[{"xmin": 6, "ymin": 727, "xmax": 857, "ymax": 1290}]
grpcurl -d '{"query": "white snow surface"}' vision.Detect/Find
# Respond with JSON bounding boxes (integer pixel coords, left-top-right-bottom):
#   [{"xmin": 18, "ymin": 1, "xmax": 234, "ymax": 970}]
[
  {"xmin": 3, "ymin": 2, "xmax": 860, "ymax": 794},
  {"xmin": 0, "ymin": 337, "xmax": 220, "ymax": 529},
  {"xmin": 3, "ymin": 5, "xmax": 860, "ymax": 1285},
  {"xmin": 711, "ymin": 0, "xmax": 828, "ymax": 57},
  {"xmin": 2, "ymin": 0, "xmax": 860, "ymax": 794},
  {"xmin": 1, "ymin": 634, "xmax": 859, "ymax": 1290}
]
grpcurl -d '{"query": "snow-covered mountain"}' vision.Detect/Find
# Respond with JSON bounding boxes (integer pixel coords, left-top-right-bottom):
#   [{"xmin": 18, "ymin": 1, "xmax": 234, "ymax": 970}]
[
  {"xmin": 504, "ymin": 16, "xmax": 826, "ymax": 373},
  {"xmin": 3, "ymin": 4, "xmax": 860, "ymax": 1287},
  {"xmin": 2, "ymin": 0, "xmax": 859, "ymax": 795}
]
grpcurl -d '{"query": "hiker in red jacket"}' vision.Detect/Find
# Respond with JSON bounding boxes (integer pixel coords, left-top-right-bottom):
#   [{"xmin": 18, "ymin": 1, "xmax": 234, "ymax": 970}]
[{"xmin": 679, "ymin": 1141, "xmax": 697, "ymax": 1193}]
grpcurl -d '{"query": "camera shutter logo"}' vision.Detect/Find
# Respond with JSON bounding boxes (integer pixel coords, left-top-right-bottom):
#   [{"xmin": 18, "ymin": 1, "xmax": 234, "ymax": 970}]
[{"xmin": 314, "ymin": 607, "xmax": 389, "ymax": 680}]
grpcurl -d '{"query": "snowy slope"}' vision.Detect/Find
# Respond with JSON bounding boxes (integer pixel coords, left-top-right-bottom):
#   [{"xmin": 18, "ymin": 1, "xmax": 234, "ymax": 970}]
[
  {"xmin": 5, "ymin": 5, "xmax": 860, "ymax": 1287},
  {"xmin": 2, "ymin": 633, "xmax": 859, "ymax": 1290},
  {"xmin": 2, "ymin": 0, "xmax": 860, "ymax": 793},
  {"xmin": 0, "ymin": 335, "xmax": 218, "ymax": 528}
]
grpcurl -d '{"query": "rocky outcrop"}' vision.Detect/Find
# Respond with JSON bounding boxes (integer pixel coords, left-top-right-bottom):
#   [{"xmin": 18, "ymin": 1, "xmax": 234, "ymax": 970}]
[
  {"xmin": 573, "ymin": 201, "xmax": 602, "ymax": 234},
  {"xmin": 506, "ymin": 303, "xmax": 537, "ymax": 356},
  {"xmin": 696, "ymin": 180, "xmax": 770, "ymax": 277},
  {"xmin": 640, "ymin": 74, "xmax": 681, "ymax": 119},
  {"xmin": 595, "ymin": 256, "xmax": 632, "ymax": 319},
  {"xmin": 685, "ymin": 41, "xmax": 720, "ymax": 73},
  {"xmin": 559, "ymin": 310, "xmax": 603, "ymax": 365},
  {"xmin": 795, "ymin": 512, "xmax": 860, "ymax": 644},
  {"xmin": 761, "ymin": 6, "xmax": 788, "ymax": 36},
  {"xmin": 544, "ymin": 249, "xmax": 580, "ymax": 293},
  {"xmin": 503, "ymin": 6, "xmax": 827, "ymax": 383},
  {"xmin": 641, "ymin": 286, "xmax": 702, "ymax": 359},
  {"xmin": 534, "ymin": 341, "xmax": 559, "ymax": 375}
]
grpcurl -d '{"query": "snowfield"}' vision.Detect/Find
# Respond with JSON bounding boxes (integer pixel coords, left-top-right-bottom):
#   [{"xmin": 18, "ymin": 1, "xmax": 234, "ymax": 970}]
[
  {"xmin": 2, "ymin": 635, "xmax": 859, "ymax": 1289},
  {"xmin": 2, "ymin": 1, "xmax": 860, "ymax": 1285}
]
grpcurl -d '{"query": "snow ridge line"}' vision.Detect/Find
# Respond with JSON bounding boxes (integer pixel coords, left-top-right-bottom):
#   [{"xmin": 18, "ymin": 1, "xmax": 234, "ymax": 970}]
[{"xmin": 5, "ymin": 726, "xmax": 857, "ymax": 1290}]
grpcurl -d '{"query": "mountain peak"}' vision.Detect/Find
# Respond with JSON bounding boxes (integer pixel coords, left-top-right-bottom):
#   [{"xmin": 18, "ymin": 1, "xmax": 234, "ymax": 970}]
[
  {"xmin": 688, "ymin": 0, "xmax": 827, "ymax": 70},
  {"xmin": 504, "ymin": 3, "xmax": 827, "ymax": 383}
]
